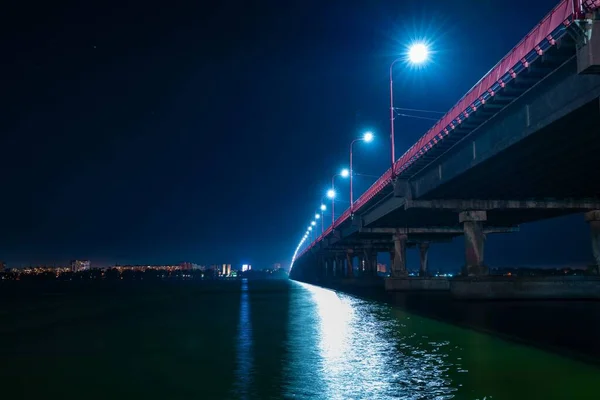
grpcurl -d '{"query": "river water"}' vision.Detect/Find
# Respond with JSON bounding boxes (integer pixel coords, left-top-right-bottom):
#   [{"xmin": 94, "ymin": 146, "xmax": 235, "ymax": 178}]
[{"xmin": 1, "ymin": 279, "xmax": 598, "ymax": 399}]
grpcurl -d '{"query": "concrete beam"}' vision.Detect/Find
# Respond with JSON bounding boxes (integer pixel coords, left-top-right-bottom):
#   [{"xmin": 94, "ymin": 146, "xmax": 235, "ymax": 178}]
[
  {"xmin": 412, "ymin": 58, "xmax": 600, "ymax": 199},
  {"xmin": 405, "ymin": 199, "xmax": 600, "ymax": 211},
  {"xmin": 577, "ymin": 20, "xmax": 600, "ymax": 74},
  {"xmin": 585, "ymin": 210, "xmax": 600, "ymax": 267},
  {"xmin": 359, "ymin": 226, "xmax": 518, "ymax": 235},
  {"xmin": 361, "ymin": 196, "xmax": 405, "ymax": 227},
  {"xmin": 361, "ymin": 227, "xmax": 463, "ymax": 234},
  {"xmin": 393, "ymin": 179, "xmax": 414, "ymax": 199}
]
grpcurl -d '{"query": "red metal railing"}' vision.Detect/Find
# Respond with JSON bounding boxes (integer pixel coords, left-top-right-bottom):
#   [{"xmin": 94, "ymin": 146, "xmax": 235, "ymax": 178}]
[
  {"xmin": 582, "ymin": 0, "xmax": 600, "ymax": 14},
  {"xmin": 297, "ymin": 0, "xmax": 598, "ymax": 258}
]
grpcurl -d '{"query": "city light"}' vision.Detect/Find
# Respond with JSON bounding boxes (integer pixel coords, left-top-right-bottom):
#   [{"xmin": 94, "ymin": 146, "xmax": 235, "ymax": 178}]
[
  {"xmin": 315, "ymin": 213, "xmax": 320, "ymax": 219},
  {"xmin": 308, "ymin": 226, "xmax": 313, "ymax": 231},
  {"xmin": 311, "ymin": 221, "xmax": 316, "ymax": 226},
  {"xmin": 340, "ymin": 168, "xmax": 350, "ymax": 178},
  {"xmin": 327, "ymin": 189, "xmax": 336, "ymax": 199},
  {"xmin": 363, "ymin": 131, "xmax": 374, "ymax": 142},
  {"xmin": 320, "ymin": 204, "xmax": 326, "ymax": 211},
  {"xmin": 408, "ymin": 42, "xmax": 429, "ymax": 64}
]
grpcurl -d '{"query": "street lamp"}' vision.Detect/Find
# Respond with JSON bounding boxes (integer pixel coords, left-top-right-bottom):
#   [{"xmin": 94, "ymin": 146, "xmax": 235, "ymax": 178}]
[
  {"xmin": 319, "ymin": 204, "xmax": 327, "ymax": 233},
  {"xmin": 329, "ymin": 169, "xmax": 349, "ymax": 228},
  {"xmin": 350, "ymin": 131, "xmax": 374, "ymax": 213},
  {"xmin": 389, "ymin": 42, "xmax": 430, "ymax": 176}
]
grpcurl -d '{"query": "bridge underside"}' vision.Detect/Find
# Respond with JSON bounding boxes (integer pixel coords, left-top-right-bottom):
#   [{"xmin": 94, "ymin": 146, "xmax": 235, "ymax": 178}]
[{"xmin": 292, "ymin": 17, "xmax": 600, "ymax": 285}]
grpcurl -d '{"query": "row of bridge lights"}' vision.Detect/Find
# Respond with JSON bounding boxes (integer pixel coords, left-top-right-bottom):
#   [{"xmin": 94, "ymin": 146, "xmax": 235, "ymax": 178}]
[{"xmin": 291, "ymin": 42, "xmax": 431, "ymax": 269}]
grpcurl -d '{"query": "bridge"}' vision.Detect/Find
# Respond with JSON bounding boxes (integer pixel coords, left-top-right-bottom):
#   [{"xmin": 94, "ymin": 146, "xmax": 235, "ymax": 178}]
[{"xmin": 290, "ymin": 0, "xmax": 600, "ymax": 298}]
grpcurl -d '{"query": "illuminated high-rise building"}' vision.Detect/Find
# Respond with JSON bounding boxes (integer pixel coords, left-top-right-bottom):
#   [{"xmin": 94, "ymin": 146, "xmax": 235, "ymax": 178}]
[
  {"xmin": 273, "ymin": 263, "xmax": 282, "ymax": 271},
  {"xmin": 70, "ymin": 260, "xmax": 91, "ymax": 272},
  {"xmin": 222, "ymin": 264, "xmax": 231, "ymax": 276},
  {"xmin": 0, "ymin": 261, "xmax": 5, "ymax": 272}
]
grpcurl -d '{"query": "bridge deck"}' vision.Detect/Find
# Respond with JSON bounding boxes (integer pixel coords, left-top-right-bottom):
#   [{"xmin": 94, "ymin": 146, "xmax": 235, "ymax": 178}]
[{"xmin": 295, "ymin": 0, "xmax": 600, "ymax": 261}]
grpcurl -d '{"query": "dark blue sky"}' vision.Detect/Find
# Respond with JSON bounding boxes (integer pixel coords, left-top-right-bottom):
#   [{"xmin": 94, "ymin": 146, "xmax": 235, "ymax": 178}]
[{"xmin": 0, "ymin": 0, "xmax": 593, "ymax": 268}]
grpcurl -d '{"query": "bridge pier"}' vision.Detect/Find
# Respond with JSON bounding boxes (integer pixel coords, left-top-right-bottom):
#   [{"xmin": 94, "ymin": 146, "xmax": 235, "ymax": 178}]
[
  {"xmin": 346, "ymin": 250, "xmax": 354, "ymax": 278},
  {"xmin": 356, "ymin": 252, "xmax": 365, "ymax": 276},
  {"xmin": 366, "ymin": 249, "xmax": 378, "ymax": 277},
  {"xmin": 419, "ymin": 242, "xmax": 429, "ymax": 276},
  {"xmin": 324, "ymin": 257, "xmax": 332, "ymax": 279},
  {"xmin": 585, "ymin": 211, "xmax": 600, "ymax": 268},
  {"xmin": 392, "ymin": 233, "xmax": 408, "ymax": 277},
  {"xmin": 460, "ymin": 211, "xmax": 488, "ymax": 276},
  {"xmin": 334, "ymin": 256, "xmax": 343, "ymax": 278}
]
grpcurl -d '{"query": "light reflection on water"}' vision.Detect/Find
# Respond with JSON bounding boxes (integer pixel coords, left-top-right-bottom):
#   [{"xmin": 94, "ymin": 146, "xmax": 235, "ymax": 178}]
[
  {"xmin": 233, "ymin": 279, "xmax": 253, "ymax": 399},
  {"xmin": 287, "ymin": 282, "xmax": 457, "ymax": 400},
  {"xmin": 231, "ymin": 280, "xmax": 599, "ymax": 400}
]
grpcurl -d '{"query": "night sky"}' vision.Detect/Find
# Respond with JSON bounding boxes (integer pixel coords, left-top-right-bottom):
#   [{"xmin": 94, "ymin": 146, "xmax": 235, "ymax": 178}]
[{"xmin": 0, "ymin": 0, "xmax": 593, "ymax": 268}]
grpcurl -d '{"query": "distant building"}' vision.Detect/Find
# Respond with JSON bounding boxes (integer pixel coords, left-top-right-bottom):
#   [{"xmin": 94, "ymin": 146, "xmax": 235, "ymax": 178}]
[
  {"xmin": 241, "ymin": 264, "xmax": 252, "ymax": 272},
  {"xmin": 0, "ymin": 261, "xmax": 5, "ymax": 272},
  {"xmin": 70, "ymin": 260, "xmax": 91, "ymax": 272},
  {"xmin": 273, "ymin": 263, "xmax": 282, "ymax": 271},
  {"xmin": 222, "ymin": 264, "xmax": 231, "ymax": 276},
  {"xmin": 180, "ymin": 262, "xmax": 192, "ymax": 270}
]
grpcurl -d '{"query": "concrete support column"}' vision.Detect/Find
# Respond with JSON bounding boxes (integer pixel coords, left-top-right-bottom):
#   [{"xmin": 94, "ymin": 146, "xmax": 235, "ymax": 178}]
[
  {"xmin": 356, "ymin": 253, "xmax": 364, "ymax": 276},
  {"xmin": 392, "ymin": 233, "xmax": 408, "ymax": 277},
  {"xmin": 335, "ymin": 256, "xmax": 343, "ymax": 278},
  {"xmin": 585, "ymin": 211, "xmax": 600, "ymax": 268},
  {"xmin": 369, "ymin": 252, "xmax": 378, "ymax": 277},
  {"xmin": 363, "ymin": 248, "xmax": 377, "ymax": 277},
  {"xmin": 419, "ymin": 242, "xmax": 430, "ymax": 277},
  {"xmin": 460, "ymin": 211, "xmax": 488, "ymax": 276},
  {"xmin": 317, "ymin": 256, "xmax": 324, "ymax": 280},
  {"xmin": 346, "ymin": 250, "xmax": 354, "ymax": 278}
]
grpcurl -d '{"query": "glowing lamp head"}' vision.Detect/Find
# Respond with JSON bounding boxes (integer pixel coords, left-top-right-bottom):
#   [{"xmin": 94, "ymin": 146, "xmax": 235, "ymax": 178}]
[
  {"xmin": 320, "ymin": 204, "xmax": 326, "ymax": 211},
  {"xmin": 311, "ymin": 221, "xmax": 316, "ymax": 226},
  {"xmin": 308, "ymin": 226, "xmax": 313, "ymax": 231},
  {"xmin": 363, "ymin": 131, "xmax": 374, "ymax": 142},
  {"xmin": 340, "ymin": 168, "xmax": 350, "ymax": 178},
  {"xmin": 408, "ymin": 43, "xmax": 429, "ymax": 64},
  {"xmin": 327, "ymin": 189, "xmax": 336, "ymax": 199},
  {"xmin": 315, "ymin": 213, "xmax": 320, "ymax": 219}
]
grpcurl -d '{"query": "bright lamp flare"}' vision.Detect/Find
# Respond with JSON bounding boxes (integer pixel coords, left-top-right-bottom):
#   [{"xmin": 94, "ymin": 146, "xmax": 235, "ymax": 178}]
[
  {"xmin": 327, "ymin": 189, "xmax": 336, "ymax": 199},
  {"xmin": 408, "ymin": 43, "xmax": 429, "ymax": 64},
  {"xmin": 320, "ymin": 204, "xmax": 326, "ymax": 211},
  {"xmin": 363, "ymin": 131, "xmax": 374, "ymax": 142},
  {"xmin": 315, "ymin": 213, "xmax": 320, "ymax": 219},
  {"xmin": 340, "ymin": 169, "xmax": 350, "ymax": 178},
  {"xmin": 311, "ymin": 221, "xmax": 316, "ymax": 226},
  {"xmin": 309, "ymin": 226, "xmax": 313, "ymax": 231}
]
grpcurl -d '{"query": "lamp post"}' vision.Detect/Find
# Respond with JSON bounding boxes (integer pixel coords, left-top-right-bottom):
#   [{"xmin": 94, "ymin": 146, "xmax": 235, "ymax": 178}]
[
  {"xmin": 315, "ymin": 209, "xmax": 324, "ymax": 233},
  {"xmin": 389, "ymin": 42, "xmax": 430, "ymax": 176},
  {"xmin": 328, "ymin": 169, "xmax": 349, "ymax": 228},
  {"xmin": 350, "ymin": 131, "xmax": 373, "ymax": 213}
]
